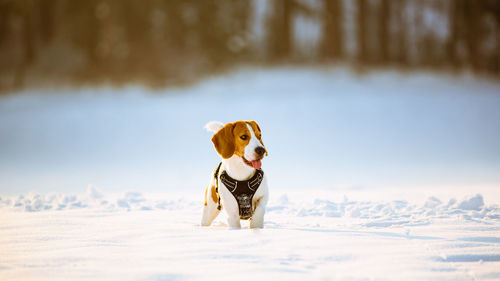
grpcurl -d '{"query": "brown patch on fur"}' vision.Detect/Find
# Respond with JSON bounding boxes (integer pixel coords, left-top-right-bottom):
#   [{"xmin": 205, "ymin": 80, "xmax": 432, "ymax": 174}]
[
  {"xmin": 210, "ymin": 185, "xmax": 218, "ymax": 203},
  {"xmin": 232, "ymin": 122, "xmax": 250, "ymax": 158},
  {"xmin": 204, "ymin": 187, "xmax": 208, "ymax": 206},
  {"xmin": 253, "ymin": 197, "xmax": 262, "ymax": 211},
  {"xmin": 247, "ymin": 121, "xmax": 261, "ymax": 138}
]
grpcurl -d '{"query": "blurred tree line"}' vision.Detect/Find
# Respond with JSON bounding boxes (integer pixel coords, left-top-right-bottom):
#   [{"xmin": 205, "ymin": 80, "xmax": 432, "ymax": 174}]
[{"xmin": 0, "ymin": 0, "xmax": 499, "ymax": 93}]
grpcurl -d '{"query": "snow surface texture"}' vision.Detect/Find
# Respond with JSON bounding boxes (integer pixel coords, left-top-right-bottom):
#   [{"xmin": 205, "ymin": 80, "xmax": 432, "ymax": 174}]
[
  {"xmin": 2, "ymin": 68, "xmax": 500, "ymax": 280},
  {"xmin": 1, "ymin": 187, "xmax": 500, "ymax": 281}
]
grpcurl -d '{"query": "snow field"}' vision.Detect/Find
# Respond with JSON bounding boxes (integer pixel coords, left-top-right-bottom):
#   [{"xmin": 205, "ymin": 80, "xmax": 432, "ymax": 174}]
[
  {"xmin": 2, "ymin": 67, "xmax": 500, "ymax": 280},
  {"xmin": 1, "ymin": 187, "xmax": 499, "ymax": 281}
]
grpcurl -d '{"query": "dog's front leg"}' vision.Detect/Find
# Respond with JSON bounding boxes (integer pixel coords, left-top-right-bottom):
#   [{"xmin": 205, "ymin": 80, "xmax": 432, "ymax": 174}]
[
  {"xmin": 250, "ymin": 198, "xmax": 266, "ymax": 229},
  {"xmin": 220, "ymin": 186, "xmax": 241, "ymax": 228},
  {"xmin": 223, "ymin": 197, "xmax": 241, "ymax": 228},
  {"xmin": 227, "ymin": 214, "xmax": 241, "ymax": 228}
]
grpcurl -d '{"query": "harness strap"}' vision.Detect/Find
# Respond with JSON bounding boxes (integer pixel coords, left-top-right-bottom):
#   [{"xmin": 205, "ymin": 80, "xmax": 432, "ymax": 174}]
[{"xmin": 213, "ymin": 162, "xmax": 222, "ymax": 210}]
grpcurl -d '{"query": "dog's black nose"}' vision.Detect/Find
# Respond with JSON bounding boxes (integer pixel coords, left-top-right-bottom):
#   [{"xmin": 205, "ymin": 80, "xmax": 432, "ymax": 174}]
[{"xmin": 255, "ymin": 147, "xmax": 266, "ymax": 156}]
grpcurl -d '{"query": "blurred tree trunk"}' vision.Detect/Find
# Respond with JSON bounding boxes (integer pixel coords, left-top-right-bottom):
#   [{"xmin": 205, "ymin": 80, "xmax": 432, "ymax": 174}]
[
  {"xmin": 14, "ymin": 2, "xmax": 35, "ymax": 89},
  {"xmin": 23, "ymin": 8, "xmax": 34, "ymax": 64},
  {"xmin": 480, "ymin": 0, "xmax": 500, "ymax": 74},
  {"xmin": 495, "ymin": 1, "xmax": 500, "ymax": 74},
  {"xmin": 356, "ymin": 0, "xmax": 368, "ymax": 64},
  {"xmin": 377, "ymin": 0, "xmax": 389, "ymax": 63},
  {"xmin": 198, "ymin": 1, "xmax": 226, "ymax": 64},
  {"xmin": 394, "ymin": 0, "xmax": 408, "ymax": 66},
  {"xmin": 38, "ymin": 0, "xmax": 54, "ymax": 44},
  {"xmin": 65, "ymin": 1, "xmax": 100, "ymax": 65},
  {"xmin": 321, "ymin": 0, "xmax": 343, "ymax": 60},
  {"xmin": 268, "ymin": 0, "xmax": 292, "ymax": 60},
  {"xmin": 497, "ymin": 26, "xmax": 500, "ymax": 74},
  {"xmin": 415, "ymin": 2, "xmax": 432, "ymax": 66},
  {"xmin": 446, "ymin": 0, "xmax": 462, "ymax": 68},
  {"xmin": 463, "ymin": 1, "xmax": 481, "ymax": 71},
  {"xmin": 491, "ymin": 0, "xmax": 500, "ymax": 74},
  {"xmin": 85, "ymin": 2, "xmax": 99, "ymax": 64},
  {"xmin": 0, "ymin": 3, "xmax": 10, "ymax": 46}
]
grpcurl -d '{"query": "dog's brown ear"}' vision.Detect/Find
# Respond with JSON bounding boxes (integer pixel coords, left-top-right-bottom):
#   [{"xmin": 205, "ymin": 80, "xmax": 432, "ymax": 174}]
[{"xmin": 211, "ymin": 122, "xmax": 235, "ymax": 159}]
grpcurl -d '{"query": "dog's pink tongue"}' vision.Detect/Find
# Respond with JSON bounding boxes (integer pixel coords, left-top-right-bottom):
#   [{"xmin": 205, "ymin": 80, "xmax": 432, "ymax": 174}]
[{"xmin": 251, "ymin": 160, "xmax": 262, "ymax": 169}]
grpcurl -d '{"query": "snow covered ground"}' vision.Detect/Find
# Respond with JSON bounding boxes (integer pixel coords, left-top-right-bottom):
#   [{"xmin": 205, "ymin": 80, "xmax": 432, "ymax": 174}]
[
  {"xmin": 1, "ymin": 187, "xmax": 500, "ymax": 281},
  {"xmin": 1, "ymin": 67, "xmax": 500, "ymax": 280}
]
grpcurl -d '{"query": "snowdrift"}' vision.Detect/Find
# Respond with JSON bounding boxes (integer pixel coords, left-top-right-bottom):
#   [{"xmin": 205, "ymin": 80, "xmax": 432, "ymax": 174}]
[{"xmin": 1, "ymin": 187, "xmax": 499, "ymax": 281}]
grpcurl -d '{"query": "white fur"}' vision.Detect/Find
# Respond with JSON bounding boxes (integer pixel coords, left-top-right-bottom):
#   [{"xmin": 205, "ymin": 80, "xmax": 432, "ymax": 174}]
[
  {"xmin": 204, "ymin": 121, "xmax": 224, "ymax": 133},
  {"xmin": 201, "ymin": 122, "xmax": 269, "ymax": 229},
  {"xmin": 244, "ymin": 123, "xmax": 262, "ymax": 161}
]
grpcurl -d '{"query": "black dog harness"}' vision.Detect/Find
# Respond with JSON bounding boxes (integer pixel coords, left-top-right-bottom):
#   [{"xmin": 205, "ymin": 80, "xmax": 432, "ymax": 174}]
[{"xmin": 213, "ymin": 162, "xmax": 264, "ymax": 220}]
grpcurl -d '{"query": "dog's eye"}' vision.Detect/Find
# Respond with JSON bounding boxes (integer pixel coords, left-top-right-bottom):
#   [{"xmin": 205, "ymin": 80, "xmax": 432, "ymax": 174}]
[{"xmin": 240, "ymin": 135, "xmax": 248, "ymax": 140}]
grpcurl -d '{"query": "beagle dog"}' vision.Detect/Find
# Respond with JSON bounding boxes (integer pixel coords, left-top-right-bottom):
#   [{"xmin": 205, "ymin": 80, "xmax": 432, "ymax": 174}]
[{"xmin": 201, "ymin": 120, "xmax": 269, "ymax": 228}]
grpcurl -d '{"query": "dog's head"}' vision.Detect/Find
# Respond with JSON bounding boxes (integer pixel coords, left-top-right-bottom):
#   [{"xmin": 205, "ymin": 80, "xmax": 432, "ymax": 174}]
[{"xmin": 211, "ymin": 120, "xmax": 267, "ymax": 169}]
